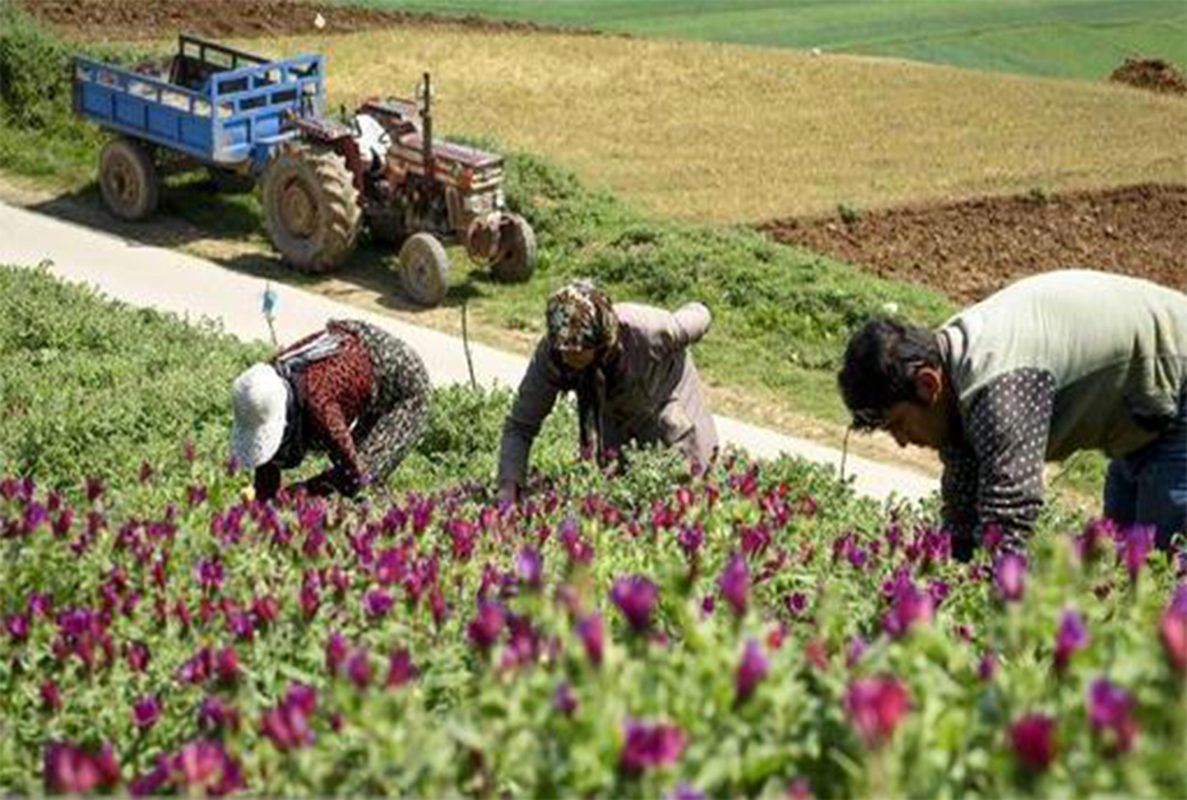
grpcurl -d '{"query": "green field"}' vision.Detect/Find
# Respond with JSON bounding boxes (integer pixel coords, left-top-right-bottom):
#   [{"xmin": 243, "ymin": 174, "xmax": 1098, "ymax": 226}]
[{"xmin": 348, "ymin": 0, "xmax": 1187, "ymax": 79}]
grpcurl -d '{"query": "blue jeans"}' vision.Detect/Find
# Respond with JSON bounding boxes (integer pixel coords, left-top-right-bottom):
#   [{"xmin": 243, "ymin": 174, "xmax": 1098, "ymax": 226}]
[{"xmin": 1104, "ymin": 392, "xmax": 1187, "ymax": 549}]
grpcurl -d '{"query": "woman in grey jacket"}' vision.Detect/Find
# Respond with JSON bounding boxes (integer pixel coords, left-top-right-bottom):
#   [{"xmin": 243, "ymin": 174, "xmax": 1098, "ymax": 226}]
[{"xmin": 497, "ymin": 280, "xmax": 718, "ymax": 503}]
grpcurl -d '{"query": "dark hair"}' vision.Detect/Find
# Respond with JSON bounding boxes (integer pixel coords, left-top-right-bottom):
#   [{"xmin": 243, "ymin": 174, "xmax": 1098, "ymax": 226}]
[{"xmin": 838, "ymin": 318, "xmax": 942, "ymax": 429}]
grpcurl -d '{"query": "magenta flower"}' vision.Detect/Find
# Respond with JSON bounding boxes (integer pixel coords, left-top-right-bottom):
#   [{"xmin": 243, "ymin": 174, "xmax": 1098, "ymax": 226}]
[
  {"xmin": 978, "ymin": 651, "xmax": 998, "ymax": 682},
  {"xmin": 845, "ymin": 636, "xmax": 868, "ymax": 668},
  {"xmin": 133, "ymin": 694, "xmax": 163, "ymax": 730},
  {"xmin": 553, "ymin": 681, "xmax": 578, "ymax": 716},
  {"xmin": 1010, "ymin": 713, "xmax": 1057, "ymax": 772},
  {"xmin": 345, "ymin": 649, "xmax": 373, "ymax": 690},
  {"xmin": 994, "ymin": 552, "xmax": 1027, "ymax": 602},
  {"xmin": 5, "ymin": 613, "xmax": 29, "ymax": 643},
  {"xmin": 844, "ymin": 676, "xmax": 910, "ymax": 747},
  {"xmin": 677, "ymin": 523, "xmax": 704, "ymax": 558},
  {"xmin": 1075, "ymin": 517, "xmax": 1117, "ymax": 563},
  {"xmin": 785, "ymin": 592, "xmax": 808, "ymax": 618},
  {"xmin": 363, "ymin": 588, "xmax": 394, "ymax": 619},
  {"xmin": 197, "ymin": 697, "xmax": 240, "ymax": 733},
  {"xmin": 215, "ymin": 646, "xmax": 240, "ymax": 685},
  {"xmin": 40, "ymin": 679, "xmax": 62, "ymax": 712},
  {"xmin": 1088, "ymin": 678, "xmax": 1138, "ymax": 755},
  {"xmin": 1115, "ymin": 524, "xmax": 1155, "ymax": 582},
  {"xmin": 1162, "ymin": 606, "xmax": 1187, "ymax": 676},
  {"xmin": 325, "ymin": 631, "xmax": 348, "ymax": 675},
  {"xmin": 260, "ymin": 683, "xmax": 318, "ymax": 751},
  {"xmin": 576, "ymin": 613, "xmax": 605, "ymax": 666},
  {"xmin": 44, "ymin": 742, "xmax": 120, "ymax": 794},
  {"xmin": 620, "ymin": 719, "xmax": 687, "ymax": 775},
  {"xmin": 467, "ymin": 602, "xmax": 506, "ymax": 652},
  {"xmin": 882, "ymin": 583, "xmax": 934, "ymax": 639},
  {"xmin": 195, "ymin": 558, "xmax": 224, "ymax": 593},
  {"xmin": 735, "ymin": 639, "xmax": 769, "ymax": 703},
  {"xmin": 718, "ymin": 554, "xmax": 750, "ymax": 617},
  {"xmin": 135, "ymin": 739, "xmax": 244, "ymax": 797},
  {"xmin": 1054, "ymin": 609, "xmax": 1089, "ymax": 673},
  {"xmin": 611, "ymin": 576, "xmax": 659, "ymax": 632},
  {"xmin": 517, "ymin": 546, "xmax": 544, "ymax": 590},
  {"xmin": 386, "ymin": 648, "xmax": 418, "ymax": 688}
]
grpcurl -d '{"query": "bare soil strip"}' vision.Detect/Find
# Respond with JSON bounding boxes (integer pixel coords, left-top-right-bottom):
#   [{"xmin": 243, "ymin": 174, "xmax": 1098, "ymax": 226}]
[
  {"xmin": 20, "ymin": 0, "xmax": 606, "ymax": 41},
  {"xmin": 759, "ymin": 183, "xmax": 1187, "ymax": 304}
]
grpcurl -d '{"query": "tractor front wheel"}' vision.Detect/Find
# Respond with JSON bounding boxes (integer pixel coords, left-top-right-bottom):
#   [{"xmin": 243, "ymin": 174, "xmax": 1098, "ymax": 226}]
[
  {"xmin": 261, "ymin": 144, "xmax": 361, "ymax": 273},
  {"xmin": 99, "ymin": 137, "xmax": 159, "ymax": 221},
  {"xmin": 490, "ymin": 214, "xmax": 537, "ymax": 283},
  {"xmin": 397, "ymin": 233, "xmax": 450, "ymax": 306}
]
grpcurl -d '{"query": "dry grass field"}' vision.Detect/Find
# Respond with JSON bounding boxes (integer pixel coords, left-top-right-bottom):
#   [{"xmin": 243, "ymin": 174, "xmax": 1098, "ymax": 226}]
[{"xmin": 230, "ymin": 27, "xmax": 1187, "ymax": 224}]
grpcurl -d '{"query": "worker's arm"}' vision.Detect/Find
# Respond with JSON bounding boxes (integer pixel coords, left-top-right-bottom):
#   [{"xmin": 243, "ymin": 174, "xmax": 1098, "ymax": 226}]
[
  {"xmin": 304, "ymin": 397, "xmax": 367, "ymax": 496},
  {"xmin": 254, "ymin": 462, "xmax": 282, "ymax": 503},
  {"xmin": 652, "ymin": 302, "xmax": 712, "ymax": 356},
  {"xmin": 497, "ymin": 340, "xmax": 562, "ymax": 500},
  {"xmin": 968, "ymin": 369, "xmax": 1056, "ymax": 549}
]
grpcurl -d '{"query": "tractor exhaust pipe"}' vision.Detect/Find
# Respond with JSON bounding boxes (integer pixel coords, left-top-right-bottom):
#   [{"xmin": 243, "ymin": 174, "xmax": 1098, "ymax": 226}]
[{"xmin": 420, "ymin": 72, "xmax": 433, "ymax": 173}]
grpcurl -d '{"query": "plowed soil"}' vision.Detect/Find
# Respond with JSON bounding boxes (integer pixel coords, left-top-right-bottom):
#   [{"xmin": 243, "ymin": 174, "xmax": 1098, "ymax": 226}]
[
  {"xmin": 759, "ymin": 184, "xmax": 1187, "ymax": 303},
  {"xmin": 19, "ymin": 0, "xmax": 600, "ymax": 41}
]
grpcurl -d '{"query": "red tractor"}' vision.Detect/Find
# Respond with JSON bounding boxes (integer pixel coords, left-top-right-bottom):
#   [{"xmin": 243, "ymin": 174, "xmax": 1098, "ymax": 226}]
[{"xmin": 260, "ymin": 73, "xmax": 536, "ymax": 306}]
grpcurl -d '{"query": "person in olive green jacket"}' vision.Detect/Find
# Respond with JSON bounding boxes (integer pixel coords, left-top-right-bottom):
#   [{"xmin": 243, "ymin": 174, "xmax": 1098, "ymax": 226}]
[
  {"xmin": 838, "ymin": 269, "xmax": 1187, "ymax": 558},
  {"xmin": 497, "ymin": 280, "xmax": 718, "ymax": 504}
]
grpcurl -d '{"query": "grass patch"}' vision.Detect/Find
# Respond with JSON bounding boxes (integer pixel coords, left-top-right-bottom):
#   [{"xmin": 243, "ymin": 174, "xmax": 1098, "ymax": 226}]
[{"xmin": 348, "ymin": 0, "xmax": 1187, "ymax": 80}]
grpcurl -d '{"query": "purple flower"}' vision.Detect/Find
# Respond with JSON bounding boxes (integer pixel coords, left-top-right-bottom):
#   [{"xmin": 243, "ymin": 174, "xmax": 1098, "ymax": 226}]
[
  {"xmin": 1088, "ymin": 678, "xmax": 1137, "ymax": 755},
  {"xmin": 785, "ymin": 592, "xmax": 808, "ymax": 618},
  {"xmin": 197, "ymin": 697, "xmax": 240, "ymax": 733},
  {"xmin": 677, "ymin": 523, "xmax": 704, "ymax": 558},
  {"xmin": 620, "ymin": 719, "xmax": 686, "ymax": 774},
  {"xmin": 611, "ymin": 576, "xmax": 659, "ymax": 632},
  {"xmin": 1010, "ymin": 713, "xmax": 1057, "ymax": 772},
  {"xmin": 1118, "ymin": 525, "xmax": 1156, "ymax": 582},
  {"xmin": 576, "ymin": 614, "xmax": 604, "ymax": 666},
  {"xmin": 325, "ymin": 631, "xmax": 348, "ymax": 675},
  {"xmin": 133, "ymin": 695, "xmax": 163, "ymax": 730},
  {"xmin": 978, "ymin": 651, "xmax": 998, "ymax": 682},
  {"xmin": 517, "ymin": 546, "xmax": 544, "ymax": 589},
  {"xmin": 363, "ymin": 588, "xmax": 393, "ymax": 619},
  {"xmin": 718, "ymin": 554, "xmax": 749, "ymax": 617},
  {"xmin": 994, "ymin": 553, "xmax": 1027, "ymax": 602},
  {"xmin": 1075, "ymin": 517, "xmax": 1117, "ymax": 563},
  {"xmin": 5, "ymin": 613, "xmax": 29, "ymax": 642},
  {"xmin": 386, "ymin": 648, "xmax": 418, "ymax": 688},
  {"xmin": 845, "ymin": 636, "xmax": 868, "ymax": 668},
  {"xmin": 1162, "ymin": 605, "xmax": 1187, "ymax": 675},
  {"xmin": 670, "ymin": 782, "xmax": 706, "ymax": 800},
  {"xmin": 194, "ymin": 558, "xmax": 224, "ymax": 593},
  {"xmin": 215, "ymin": 646, "xmax": 240, "ymax": 685},
  {"xmin": 467, "ymin": 602, "xmax": 506, "ymax": 652},
  {"xmin": 44, "ymin": 742, "xmax": 120, "ymax": 794},
  {"xmin": 260, "ymin": 683, "xmax": 317, "ymax": 751},
  {"xmin": 845, "ymin": 676, "xmax": 910, "ymax": 747},
  {"xmin": 345, "ymin": 649, "xmax": 373, "ymax": 690},
  {"xmin": 1054, "ymin": 609, "xmax": 1089, "ymax": 673},
  {"xmin": 736, "ymin": 639, "xmax": 769, "ymax": 703},
  {"xmin": 553, "ymin": 681, "xmax": 578, "ymax": 716},
  {"xmin": 882, "ymin": 583, "xmax": 934, "ymax": 639},
  {"xmin": 41, "ymin": 680, "xmax": 62, "ymax": 712}
]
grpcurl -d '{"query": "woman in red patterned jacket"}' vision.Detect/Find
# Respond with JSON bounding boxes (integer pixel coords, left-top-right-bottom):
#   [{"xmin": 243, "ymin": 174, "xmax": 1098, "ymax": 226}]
[{"xmin": 230, "ymin": 319, "xmax": 431, "ymax": 502}]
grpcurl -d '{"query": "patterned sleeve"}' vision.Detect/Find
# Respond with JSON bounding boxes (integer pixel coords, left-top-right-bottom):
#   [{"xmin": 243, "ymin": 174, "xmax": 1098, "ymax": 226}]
[
  {"xmin": 962, "ymin": 368, "xmax": 1057, "ymax": 548},
  {"xmin": 304, "ymin": 395, "xmax": 364, "ymax": 481},
  {"xmin": 940, "ymin": 443, "xmax": 979, "ymax": 545}
]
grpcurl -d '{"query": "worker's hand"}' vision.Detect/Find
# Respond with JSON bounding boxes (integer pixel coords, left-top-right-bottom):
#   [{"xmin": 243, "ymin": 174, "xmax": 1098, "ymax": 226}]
[
  {"xmin": 496, "ymin": 480, "xmax": 519, "ymax": 506},
  {"xmin": 239, "ymin": 485, "xmax": 256, "ymax": 503}
]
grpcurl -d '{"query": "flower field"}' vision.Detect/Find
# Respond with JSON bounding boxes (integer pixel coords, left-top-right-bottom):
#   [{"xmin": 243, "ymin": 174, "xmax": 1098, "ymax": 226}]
[{"xmin": 2, "ymin": 269, "xmax": 1186, "ymax": 798}]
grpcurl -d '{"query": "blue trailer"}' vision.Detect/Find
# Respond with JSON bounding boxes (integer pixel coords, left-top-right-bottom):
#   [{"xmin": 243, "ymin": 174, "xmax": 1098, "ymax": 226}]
[{"xmin": 73, "ymin": 34, "xmax": 325, "ymax": 220}]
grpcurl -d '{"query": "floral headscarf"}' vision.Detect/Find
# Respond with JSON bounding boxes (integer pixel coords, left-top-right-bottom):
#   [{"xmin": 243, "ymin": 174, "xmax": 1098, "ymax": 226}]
[{"xmin": 546, "ymin": 280, "xmax": 618, "ymax": 354}]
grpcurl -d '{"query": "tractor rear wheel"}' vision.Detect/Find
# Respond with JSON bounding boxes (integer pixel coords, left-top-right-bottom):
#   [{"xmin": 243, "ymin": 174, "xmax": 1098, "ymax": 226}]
[
  {"xmin": 261, "ymin": 144, "xmax": 361, "ymax": 273},
  {"xmin": 99, "ymin": 137, "xmax": 159, "ymax": 221},
  {"xmin": 397, "ymin": 233, "xmax": 450, "ymax": 306},
  {"xmin": 491, "ymin": 214, "xmax": 537, "ymax": 283}
]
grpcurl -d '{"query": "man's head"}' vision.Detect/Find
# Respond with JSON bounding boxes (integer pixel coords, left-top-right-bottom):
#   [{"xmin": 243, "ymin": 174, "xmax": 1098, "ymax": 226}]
[
  {"xmin": 838, "ymin": 318, "xmax": 955, "ymax": 450},
  {"xmin": 546, "ymin": 279, "xmax": 619, "ymax": 371}
]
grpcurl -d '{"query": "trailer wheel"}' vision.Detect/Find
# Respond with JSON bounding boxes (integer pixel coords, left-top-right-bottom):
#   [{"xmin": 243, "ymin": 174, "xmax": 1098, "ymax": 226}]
[
  {"xmin": 491, "ymin": 214, "xmax": 537, "ymax": 283},
  {"xmin": 99, "ymin": 137, "xmax": 159, "ymax": 221},
  {"xmin": 397, "ymin": 233, "xmax": 450, "ymax": 306},
  {"xmin": 261, "ymin": 144, "xmax": 361, "ymax": 273}
]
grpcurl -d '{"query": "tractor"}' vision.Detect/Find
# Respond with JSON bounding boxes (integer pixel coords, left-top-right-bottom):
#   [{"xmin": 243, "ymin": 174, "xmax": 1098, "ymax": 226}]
[
  {"xmin": 74, "ymin": 36, "xmax": 535, "ymax": 307},
  {"xmin": 262, "ymin": 73, "xmax": 535, "ymax": 306}
]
